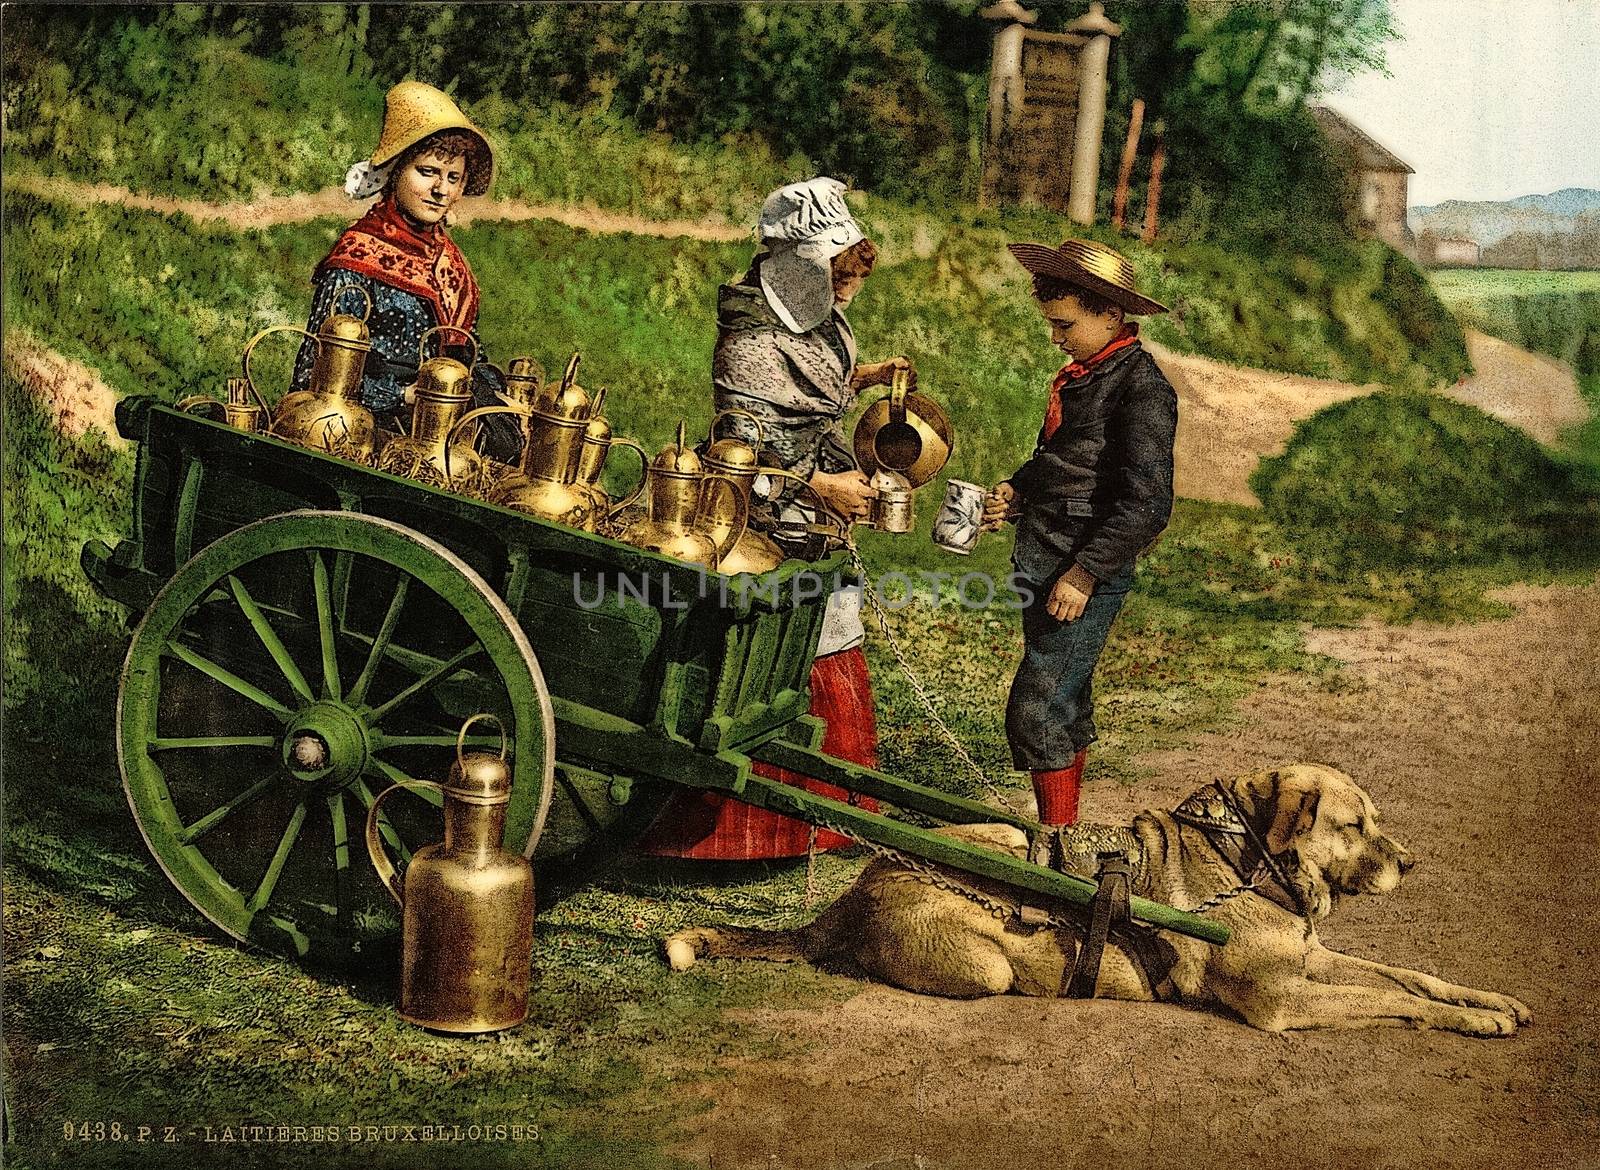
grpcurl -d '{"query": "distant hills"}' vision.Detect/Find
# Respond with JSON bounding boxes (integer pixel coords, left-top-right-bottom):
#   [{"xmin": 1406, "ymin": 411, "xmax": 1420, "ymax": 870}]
[{"xmin": 1410, "ymin": 189, "xmax": 1600, "ymax": 269}]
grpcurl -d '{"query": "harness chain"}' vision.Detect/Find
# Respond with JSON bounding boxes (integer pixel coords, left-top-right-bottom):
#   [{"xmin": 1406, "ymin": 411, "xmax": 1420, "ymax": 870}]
[{"xmin": 846, "ymin": 542, "xmax": 1010, "ymax": 806}]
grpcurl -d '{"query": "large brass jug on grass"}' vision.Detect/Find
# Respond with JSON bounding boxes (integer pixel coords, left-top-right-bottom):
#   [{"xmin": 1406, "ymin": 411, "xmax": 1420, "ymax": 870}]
[{"xmin": 365, "ymin": 716, "xmax": 534, "ymax": 1035}]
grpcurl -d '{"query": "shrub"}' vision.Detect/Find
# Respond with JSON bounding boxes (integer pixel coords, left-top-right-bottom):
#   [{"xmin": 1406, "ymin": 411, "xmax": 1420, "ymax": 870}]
[{"xmin": 1250, "ymin": 391, "xmax": 1599, "ymax": 569}]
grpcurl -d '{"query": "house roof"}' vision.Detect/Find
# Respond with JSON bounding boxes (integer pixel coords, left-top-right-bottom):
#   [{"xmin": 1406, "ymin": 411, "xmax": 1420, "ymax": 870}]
[{"xmin": 1310, "ymin": 106, "xmax": 1414, "ymax": 174}]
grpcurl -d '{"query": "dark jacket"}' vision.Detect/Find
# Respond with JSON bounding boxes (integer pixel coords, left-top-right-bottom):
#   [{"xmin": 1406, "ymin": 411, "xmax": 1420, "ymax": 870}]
[{"xmin": 1010, "ymin": 342, "xmax": 1177, "ymax": 585}]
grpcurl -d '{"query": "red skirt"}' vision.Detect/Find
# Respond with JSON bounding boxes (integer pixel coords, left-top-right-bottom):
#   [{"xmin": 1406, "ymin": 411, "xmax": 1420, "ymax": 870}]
[{"xmin": 635, "ymin": 646, "xmax": 880, "ymax": 859}]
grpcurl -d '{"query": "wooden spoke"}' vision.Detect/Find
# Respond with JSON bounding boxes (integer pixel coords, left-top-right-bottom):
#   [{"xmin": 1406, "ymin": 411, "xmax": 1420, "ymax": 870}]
[
  {"xmin": 369, "ymin": 733, "xmax": 501, "ymax": 751},
  {"xmin": 164, "ymin": 641, "xmax": 294, "ymax": 721},
  {"xmin": 364, "ymin": 758, "xmax": 444, "ymax": 808},
  {"xmin": 327, "ymin": 792, "xmax": 352, "ymax": 934},
  {"xmin": 227, "ymin": 573, "xmax": 315, "ymax": 703},
  {"xmin": 246, "ymin": 798, "xmax": 309, "ymax": 913},
  {"xmin": 148, "ymin": 735, "xmax": 278, "ymax": 752},
  {"xmin": 176, "ymin": 770, "xmax": 282, "ymax": 845},
  {"xmin": 311, "ymin": 552, "xmax": 342, "ymax": 700},
  {"xmin": 354, "ymin": 778, "xmax": 412, "ymax": 867},
  {"xmin": 365, "ymin": 643, "xmax": 483, "ymax": 723},
  {"xmin": 347, "ymin": 576, "xmax": 409, "ymax": 705}
]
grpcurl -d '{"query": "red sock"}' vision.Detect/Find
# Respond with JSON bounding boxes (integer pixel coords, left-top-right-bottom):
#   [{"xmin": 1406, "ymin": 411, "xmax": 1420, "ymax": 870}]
[{"xmin": 1032, "ymin": 748, "xmax": 1087, "ymax": 826}]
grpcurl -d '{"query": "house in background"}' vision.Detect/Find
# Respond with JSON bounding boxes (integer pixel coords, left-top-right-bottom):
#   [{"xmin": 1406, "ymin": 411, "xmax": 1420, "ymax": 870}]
[
  {"xmin": 1310, "ymin": 105, "xmax": 1416, "ymax": 259},
  {"xmin": 1421, "ymin": 234, "xmax": 1482, "ymax": 267}
]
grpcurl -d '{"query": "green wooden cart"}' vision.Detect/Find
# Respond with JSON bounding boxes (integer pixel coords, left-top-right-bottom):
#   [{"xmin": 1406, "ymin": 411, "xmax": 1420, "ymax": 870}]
[{"xmin": 83, "ymin": 397, "xmax": 1228, "ymax": 966}]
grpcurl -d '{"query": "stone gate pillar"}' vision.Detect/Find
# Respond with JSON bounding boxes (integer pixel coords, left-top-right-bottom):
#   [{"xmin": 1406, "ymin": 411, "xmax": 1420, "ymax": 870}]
[{"xmin": 1065, "ymin": 2, "xmax": 1120, "ymax": 225}]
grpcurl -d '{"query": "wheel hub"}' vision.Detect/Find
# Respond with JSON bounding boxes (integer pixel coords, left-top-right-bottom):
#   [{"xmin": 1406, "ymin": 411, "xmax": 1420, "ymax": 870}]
[{"xmin": 281, "ymin": 702, "xmax": 370, "ymax": 787}]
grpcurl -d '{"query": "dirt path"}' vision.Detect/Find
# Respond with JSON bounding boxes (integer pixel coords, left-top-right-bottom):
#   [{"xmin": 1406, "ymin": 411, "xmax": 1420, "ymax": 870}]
[
  {"xmin": 3, "ymin": 327, "xmax": 125, "ymax": 447},
  {"xmin": 1154, "ymin": 330, "xmax": 1587, "ymax": 506},
  {"xmin": 668, "ymin": 581, "xmax": 1600, "ymax": 1169},
  {"xmin": 1, "ymin": 172, "xmax": 749, "ymax": 241}
]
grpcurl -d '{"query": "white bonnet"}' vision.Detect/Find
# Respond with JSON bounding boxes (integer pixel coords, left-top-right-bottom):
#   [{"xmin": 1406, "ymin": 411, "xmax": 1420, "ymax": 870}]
[{"xmin": 756, "ymin": 177, "xmax": 866, "ymax": 333}]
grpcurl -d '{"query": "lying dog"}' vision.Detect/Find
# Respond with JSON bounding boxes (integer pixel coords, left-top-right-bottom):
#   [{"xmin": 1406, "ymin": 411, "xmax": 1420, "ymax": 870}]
[{"xmin": 664, "ymin": 764, "xmax": 1532, "ymax": 1036}]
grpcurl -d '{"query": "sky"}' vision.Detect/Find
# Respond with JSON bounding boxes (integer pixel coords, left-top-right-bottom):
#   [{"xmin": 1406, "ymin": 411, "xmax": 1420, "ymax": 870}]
[{"xmin": 1323, "ymin": 0, "xmax": 1600, "ymax": 208}]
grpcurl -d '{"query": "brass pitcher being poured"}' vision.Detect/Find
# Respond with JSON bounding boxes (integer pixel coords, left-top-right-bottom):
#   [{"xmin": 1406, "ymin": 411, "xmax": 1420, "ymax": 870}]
[
  {"xmin": 251, "ymin": 285, "xmax": 379, "ymax": 461},
  {"xmin": 851, "ymin": 367, "xmax": 953, "ymax": 533},
  {"xmin": 702, "ymin": 410, "xmax": 848, "ymax": 574},
  {"xmin": 373, "ymin": 326, "xmax": 489, "ymax": 492},
  {"xmin": 619, "ymin": 421, "xmax": 747, "ymax": 571},
  {"xmin": 365, "ymin": 716, "xmax": 534, "ymax": 1035}
]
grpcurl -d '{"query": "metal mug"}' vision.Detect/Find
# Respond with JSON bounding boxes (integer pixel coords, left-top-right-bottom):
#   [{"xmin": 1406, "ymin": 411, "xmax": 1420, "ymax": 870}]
[
  {"xmin": 866, "ymin": 468, "xmax": 914, "ymax": 534},
  {"xmin": 931, "ymin": 478, "xmax": 985, "ymax": 555}
]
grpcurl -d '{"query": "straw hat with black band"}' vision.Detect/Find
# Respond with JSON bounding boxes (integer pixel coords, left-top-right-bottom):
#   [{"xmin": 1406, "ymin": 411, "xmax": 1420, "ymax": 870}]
[
  {"xmin": 345, "ymin": 81, "xmax": 495, "ymax": 200},
  {"xmin": 1007, "ymin": 239, "xmax": 1168, "ymax": 317}
]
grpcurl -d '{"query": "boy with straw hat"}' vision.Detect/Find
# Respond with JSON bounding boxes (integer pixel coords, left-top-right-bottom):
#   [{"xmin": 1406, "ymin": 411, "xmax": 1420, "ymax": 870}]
[{"xmin": 980, "ymin": 238, "xmax": 1177, "ymax": 868}]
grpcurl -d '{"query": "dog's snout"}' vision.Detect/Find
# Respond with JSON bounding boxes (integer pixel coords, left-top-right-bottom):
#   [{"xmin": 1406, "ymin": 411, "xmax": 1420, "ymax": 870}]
[{"xmin": 1396, "ymin": 847, "xmax": 1416, "ymax": 874}]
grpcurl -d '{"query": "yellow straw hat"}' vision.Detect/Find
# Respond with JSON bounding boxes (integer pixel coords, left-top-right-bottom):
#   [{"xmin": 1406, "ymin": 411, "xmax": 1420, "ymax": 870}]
[
  {"xmin": 1007, "ymin": 238, "xmax": 1168, "ymax": 316},
  {"xmin": 370, "ymin": 81, "xmax": 494, "ymax": 196}
]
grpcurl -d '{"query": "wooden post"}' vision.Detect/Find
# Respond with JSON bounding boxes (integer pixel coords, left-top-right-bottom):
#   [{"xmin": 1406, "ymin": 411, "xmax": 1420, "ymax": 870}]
[
  {"xmin": 1064, "ymin": 1, "xmax": 1122, "ymax": 225},
  {"xmin": 1111, "ymin": 98, "xmax": 1145, "ymax": 232},
  {"xmin": 1142, "ymin": 120, "xmax": 1167, "ymax": 244}
]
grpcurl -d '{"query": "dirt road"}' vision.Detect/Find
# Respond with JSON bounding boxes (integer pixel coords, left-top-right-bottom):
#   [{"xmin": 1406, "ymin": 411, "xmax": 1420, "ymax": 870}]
[
  {"xmin": 670, "ymin": 581, "xmax": 1600, "ymax": 1169},
  {"xmin": 1154, "ymin": 331, "xmax": 1587, "ymax": 505}
]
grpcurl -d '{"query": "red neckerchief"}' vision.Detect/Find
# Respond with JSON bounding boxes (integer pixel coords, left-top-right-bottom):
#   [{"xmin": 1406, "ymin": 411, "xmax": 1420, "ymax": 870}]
[
  {"xmin": 317, "ymin": 194, "xmax": 480, "ymax": 331},
  {"xmin": 1042, "ymin": 323, "xmax": 1139, "ymax": 442}
]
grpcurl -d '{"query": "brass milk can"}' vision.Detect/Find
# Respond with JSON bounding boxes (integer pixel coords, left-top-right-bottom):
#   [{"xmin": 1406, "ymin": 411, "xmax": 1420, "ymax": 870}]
[
  {"xmin": 702, "ymin": 410, "xmax": 845, "ymax": 574},
  {"xmin": 365, "ymin": 716, "xmax": 534, "ymax": 1035},
  {"xmin": 256, "ymin": 285, "xmax": 379, "ymax": 461},
  {"xmin": 176, "ymin": 376, "xmax": 270, "ymax": 434},
  {"xmin": 571, "ymin": 387, "xmax": 649, "ymax": 533},
  {"xmin": 374, "ymin": 328, "xmax": 487, "ymax": 491},
  {"xmin": 468, "ymin": 354, "xmax": 608, "ymax": 530},
  {"xmin": 618, "ymin": 422, "xmax": 748, "ymax": 570}
]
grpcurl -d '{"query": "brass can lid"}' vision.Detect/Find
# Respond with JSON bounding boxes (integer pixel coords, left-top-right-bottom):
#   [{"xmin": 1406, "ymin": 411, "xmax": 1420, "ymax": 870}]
[
  {"xmin": 319, "ymin": 312, "xmax": 371, "ymax": 345},
  {"xmin": 445, "ymin": 751, "xmax": 512, "ymax": 805},
  {"xmin": 582, "ymin": 413, "xmax": 614, "ymax": 441},
  {"xmin": 705, "ymin": 437, "xmax": 759, "ymax": 473},
  {"xmin": 414, "ymin": 356, "xmax": 473, "ymax": 401}
]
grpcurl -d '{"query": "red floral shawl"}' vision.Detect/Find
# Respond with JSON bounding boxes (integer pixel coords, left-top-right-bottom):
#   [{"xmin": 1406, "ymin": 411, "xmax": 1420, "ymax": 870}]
[{"xmin": 317, "ymin": 194, "xmax": 480, "ymax": 331}]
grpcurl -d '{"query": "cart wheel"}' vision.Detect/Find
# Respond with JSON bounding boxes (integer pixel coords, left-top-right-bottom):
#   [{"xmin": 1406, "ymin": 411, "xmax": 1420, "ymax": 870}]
[{"xmin": 117, "ymin": 511, "xmax": 555, "ymax": 965}]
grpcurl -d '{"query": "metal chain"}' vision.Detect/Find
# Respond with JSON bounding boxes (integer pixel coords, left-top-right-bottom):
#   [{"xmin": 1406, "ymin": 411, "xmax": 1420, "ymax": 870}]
[
  {"xmin": 806, "ymin": 807, "xmax": 1082, "ymax": 931},
  {"xmin": 1183, "ymin": 879, "xmax": 1259, "ymax": 915},
  {"xmin": 846, "ymin": 542, "xmax": 1011, "ymax": 806}
]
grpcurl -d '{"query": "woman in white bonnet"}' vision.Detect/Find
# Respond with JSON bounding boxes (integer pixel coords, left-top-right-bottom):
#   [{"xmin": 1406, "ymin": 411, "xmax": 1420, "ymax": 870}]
[{"xmin": 639, "ymin": 177, "xmax": 911, "ymax": 861}]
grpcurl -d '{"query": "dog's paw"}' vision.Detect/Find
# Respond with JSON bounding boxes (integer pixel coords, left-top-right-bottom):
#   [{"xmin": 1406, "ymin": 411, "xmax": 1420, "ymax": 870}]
[
  {"xmin": 1448, "ymin": 1007, "xmax": 1519, "ymax": 1038},
  {"xmin": 662, "ymin": 932, "xmax": 700, "ymax": 972},
  {"xmin": 1492, "ymin": 994, "xmax": 1534, "ymax": 1026}
]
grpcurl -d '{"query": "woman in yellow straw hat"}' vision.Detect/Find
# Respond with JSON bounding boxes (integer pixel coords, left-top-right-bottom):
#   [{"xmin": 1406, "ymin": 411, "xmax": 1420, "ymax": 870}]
[
  {"xmin": 979, "ymin": 238, "xmax": 1176, "ymax": 867},
  {"xmin": 289, "ymin": 80, "xmax": 520, "ymax": 459}
]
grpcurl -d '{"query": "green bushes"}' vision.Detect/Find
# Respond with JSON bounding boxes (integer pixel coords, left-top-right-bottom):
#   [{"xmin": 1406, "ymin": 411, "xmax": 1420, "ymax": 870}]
[{"xmin": 1250, "ymin": 391, "xmax": 1600, "ymax": 570}]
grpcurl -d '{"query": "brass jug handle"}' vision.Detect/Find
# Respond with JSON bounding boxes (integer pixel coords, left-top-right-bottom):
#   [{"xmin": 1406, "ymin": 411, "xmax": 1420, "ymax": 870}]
[
  {"xmin": 760, "ymin": 467, "xmax": 850, "ymax": 542},
  {"xmin": 364, "ymin": 779, "xmax": 446, "ymax": 907},
  {"xmin": 418, "ymin": 324, "xmax": 479, "ymax": 371},
  {"xmin": 443, "ymin": 405, "xmax": 529, "ymax": 486},
  {"xmin": 889, "ymin": 367, "xmax": 911, "ymax": 426},
  {"xmin": 174, "ymin": 395, "xmax": 224, "ymax": 421},
  {"xmin": 709, "ymin": 407, "xmax": 765, "ymax": 448},
  {"xmin": 603, "ymin": 437, "xmax": 651, "ymax": 520},
  {"xmin": 700, "ymin": 473, "xmax": 748, "ymax": 568},
  {"xmin": 242, "ymin": 324, "xmax": 318, "ymax": 420},
  {"xmin": 457, "ymin": 713, "xmax": 509, "ymax": 768},
  {"xmin": 329, "ymin": 282, "xmax": 374, "ymax": 323}
]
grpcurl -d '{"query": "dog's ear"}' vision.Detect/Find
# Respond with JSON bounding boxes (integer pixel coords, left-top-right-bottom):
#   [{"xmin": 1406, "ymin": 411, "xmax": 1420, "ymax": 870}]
[
  {"xmin": 1236, "ymin": 768, "xmax": 1282, "ymax": 814},
  {"xmin": 1266, "ymin": 786, "xmax": 1320, "ymax": 856}
]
